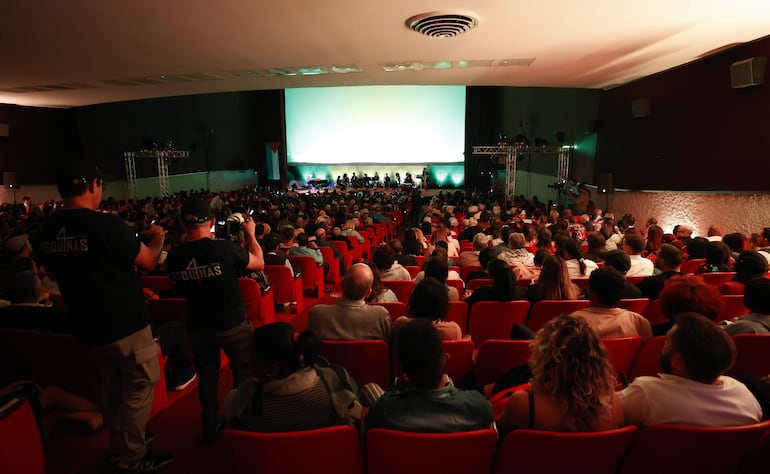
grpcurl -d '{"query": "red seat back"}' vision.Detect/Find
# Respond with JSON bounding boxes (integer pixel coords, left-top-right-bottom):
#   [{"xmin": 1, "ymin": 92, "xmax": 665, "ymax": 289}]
[
  {"xmin": 319, "ymin": 246, "xmax": 340, "ymax": 285},
  {"xmin": 718, "ymin": 281, "xmax": 745, "ymax": 295},
  {"xmin": 728, "ymin": 334, "xmax": 770, "ymax": 378},
  {"xmin": 643, "ymin": 298, "xmax": 668, "ymax": 325},
  {"xmin": 466, "ymin": 278, "xmax": 493, "ymax": 292},
  {"xmin": 330, "ymin": 240, "xmax": 352, "ymax": 269},
  {"xmin": 442, "ymin": 339, "xmax": 475, "ymax": 387},
  {"xmin": 263, "ymin": 265, "xmax": 303, "ymax": 313},
  {"xmin": 496, "ymin": 426, "xmax": 639, "ymax": 474},
  {"xmin": 0, "ymin": 396, "xmax": 46, "ymax": 474},
  {"xmin": 618, "ymin": 421, "xmax": 770, "ymax": 474},
  {"xmin": 223, "ymin": 425, "xmax": 363, "ymax": 474},
  {"xmin": 602, "ymin": 336, "xmax": 643, "ymax": 383},
  {"xmin": 288, "ymin": 255, "xmax": 324, "ymax": 297},
  {"xmin": 628, "ymin": 335, "xmax": 666, "ymax": 380},
  {"xmin": 527, "ymin": 300, "xmax": 591, "ymax": 332},
  {"xmin": 367, "ymin": 428, "xmax": 497, "ymax": 474},
  {"xmin": 617, "ymin": 298, "xmax": 650, "ymax": 315},
  {"xmin": 238, "ymin": 278, "xmax": 274, "ymax": 327},
  {"xmin": 404, "ymin": 265, "xmax": 420, "ymax": 278},
  {"xmin": 473, "ymin": 339, "xmax": 532, "ymax": 386},
  {"xmin": 382, "ymin": 280, "xmax": 416, "ymax": 303},
  {"xmin": 700, "ymin": 272, "xmax": 737, "ymax": 287},
  {"xmin": 446, "ymin": 278, "xmax": 464, "ymax": 297},
  {"xmin": 320, "ymin": 340, "xmax": 390, "ymax": 388},
  {"xmin": 446, "ymin": 301, "xmax": 469, "ymax": 335},
  {"xmin": 717, "ymin": 294, "xmax": 749, "ymax": 323},
  {"xmin": 680, "ymin": 258, "xmax": 706, "ymax": 274},
  {"xmin": 468, "ymin": 301, "xmax": 531, "ymax": 345},
  {"xmin": 140, "ymin": 275, "xmax": 174, "ymax": 295},
  {"xmin": 461, "ymin": 264, "xmax": 483, "ymax": 282}
]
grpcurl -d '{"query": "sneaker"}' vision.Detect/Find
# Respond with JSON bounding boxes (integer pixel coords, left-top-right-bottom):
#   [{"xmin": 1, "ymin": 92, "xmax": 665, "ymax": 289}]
[
  {"xmin": 115, "ymin": 451, "xmax": 172, "ymax": 473},
  {"xmin": 168, "ymin": 371, "xmax": 197, "ymax": 392}
]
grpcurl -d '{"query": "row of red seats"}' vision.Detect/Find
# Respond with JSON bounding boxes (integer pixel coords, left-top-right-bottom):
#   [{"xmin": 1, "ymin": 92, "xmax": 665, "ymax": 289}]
[
  {"xmin": 319, "ymin": 333, "xmax": 770, "ymax": 392},
  {"xmin": 223, "ymin": 421, "xmax": 770, "ymax": 474}
]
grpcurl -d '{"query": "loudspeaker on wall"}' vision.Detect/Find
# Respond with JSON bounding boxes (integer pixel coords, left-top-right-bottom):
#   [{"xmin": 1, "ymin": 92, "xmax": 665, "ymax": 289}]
[
  {"xmin": 3, "ymin": 172, "xmax": 17, "ymax": 188},
  {"xmin": 730, "ymin": 57, "xmax": 766, "ymax": 88}
]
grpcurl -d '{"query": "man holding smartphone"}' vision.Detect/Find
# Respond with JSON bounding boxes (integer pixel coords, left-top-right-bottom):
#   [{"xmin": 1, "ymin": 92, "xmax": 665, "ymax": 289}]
[{"xmin": 165, "ymin": 197, "xmax": 264, "ymax": 444}]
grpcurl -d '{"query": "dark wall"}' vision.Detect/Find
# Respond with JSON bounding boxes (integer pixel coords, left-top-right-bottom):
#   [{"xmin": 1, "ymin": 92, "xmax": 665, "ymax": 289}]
[
  {"xmin": 465, "ymin": 86, "xmax": 601, "ymax": 190},
  {"xmin": 597, "ymin": 35, "xmax": 770, "ymax": 191},
  {"xmin": 0, "ymin": 105, "xmax": 79, "ymax": 185},
  {"xmin": 74, "ymin": 90, "xmax": 283, "ymax": 182}
]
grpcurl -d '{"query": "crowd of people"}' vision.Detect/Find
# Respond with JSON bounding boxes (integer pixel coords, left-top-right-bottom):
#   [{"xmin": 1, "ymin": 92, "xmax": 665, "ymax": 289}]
[{"xmin": 1, "ymin": 169, "xmax": 769, "ymax": 472}]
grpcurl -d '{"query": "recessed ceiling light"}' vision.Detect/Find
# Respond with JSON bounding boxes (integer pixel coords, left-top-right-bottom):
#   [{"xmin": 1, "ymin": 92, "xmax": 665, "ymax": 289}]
[
  {"xmin": 491, "ymin": 58, "xmax": 536, "ymax": 67},
  {"xmin": 330, "ymin": 65, "xmax": 363, "ymax": 74}
]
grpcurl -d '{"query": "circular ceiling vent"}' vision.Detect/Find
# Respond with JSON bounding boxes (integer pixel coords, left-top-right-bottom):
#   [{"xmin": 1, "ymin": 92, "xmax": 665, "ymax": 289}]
[{"xmin": 406, "ymin": 12, "xmax": 478, "ymax": 38}]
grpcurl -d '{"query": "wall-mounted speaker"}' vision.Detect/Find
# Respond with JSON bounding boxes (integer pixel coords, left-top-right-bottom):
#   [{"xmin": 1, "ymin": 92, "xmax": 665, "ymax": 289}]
[
  {"xmin": 0, "ymin": 124, "xmax": 8, "ymax": 137},
  {"xmin": 3, "ymin": 172, "xmax": 17, "ymax": 188},
  {"xmin": 631, "ymin": 99, "xmax": 651, "ymax": 118},
  {"xmin": 730, "ymin": 57, "xmax": 766, "ymax": 88}
]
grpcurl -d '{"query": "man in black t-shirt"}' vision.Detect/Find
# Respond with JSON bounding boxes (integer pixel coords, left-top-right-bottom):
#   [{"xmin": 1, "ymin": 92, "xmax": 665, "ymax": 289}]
[
  {"xmin": 165, "ymin": 198, "xmax": 264, "ymax": 444},
  {"xmin": 39, "ymin": 161, "xmax": 171, "ymax": 473}
]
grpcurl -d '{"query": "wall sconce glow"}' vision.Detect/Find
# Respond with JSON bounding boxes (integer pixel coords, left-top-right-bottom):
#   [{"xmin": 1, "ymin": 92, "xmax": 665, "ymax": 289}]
[{"xmin": 450, "ymin": 172, "xmax": 464, "ymax": 185}]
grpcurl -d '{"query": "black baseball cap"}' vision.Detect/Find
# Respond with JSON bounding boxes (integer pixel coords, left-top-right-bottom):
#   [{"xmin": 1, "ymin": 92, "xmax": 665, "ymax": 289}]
[
  {"xmin": 180, "ymin": 198, "xmax": 212, "ymax": 225},
  {"xmin": 57, "ymin": 161, "xmax": 114, "ymax": 197}
]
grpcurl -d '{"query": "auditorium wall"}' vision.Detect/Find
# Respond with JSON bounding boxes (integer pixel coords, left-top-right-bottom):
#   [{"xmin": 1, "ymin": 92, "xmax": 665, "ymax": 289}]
[{"xmin": 597, "ymin": 35, "xmax": 770, "ymax": 191}]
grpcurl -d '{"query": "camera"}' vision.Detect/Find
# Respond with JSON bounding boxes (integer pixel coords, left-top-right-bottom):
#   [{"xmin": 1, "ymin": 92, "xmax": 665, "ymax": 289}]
[{"xmin": 216, "ymin": 213, "xmax": 245, "ymax": 242}]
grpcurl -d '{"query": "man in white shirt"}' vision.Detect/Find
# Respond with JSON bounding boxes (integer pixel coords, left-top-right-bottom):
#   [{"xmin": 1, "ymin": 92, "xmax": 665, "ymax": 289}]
[
  {"xmin": 619, "ymin": 312, "xmax": 762, "ymax": 426},
  {"xmin": 622, "ymin": 233, "xmax": 655, "ymax": 277}
]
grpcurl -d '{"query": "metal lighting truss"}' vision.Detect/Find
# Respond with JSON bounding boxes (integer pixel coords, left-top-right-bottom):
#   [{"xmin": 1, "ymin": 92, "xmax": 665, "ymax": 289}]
[
  {"xmin": 472, "ymin": 145, "xmax": 572, "ymax": 201},
  {"xmin": 123, "ymin": 150, "xmax": 189, "ymax": 198}
]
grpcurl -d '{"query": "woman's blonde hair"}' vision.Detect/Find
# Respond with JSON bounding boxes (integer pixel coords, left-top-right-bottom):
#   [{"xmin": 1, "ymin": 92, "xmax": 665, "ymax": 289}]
[
  {"xmin": 537, "ymin": 255, "xmax": 581, "ymax": 300},
  {"xmin": 530, "ymin": 314, "xmax": 616, "ymax": 432}
]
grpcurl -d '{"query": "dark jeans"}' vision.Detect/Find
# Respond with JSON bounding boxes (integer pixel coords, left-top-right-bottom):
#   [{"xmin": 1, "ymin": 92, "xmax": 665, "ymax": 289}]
[
  {"xmin": 189, "ymin": 320, "xmax": 253, "ymax": 431},
  {"xmin": 155, "ymin": 320, "xmax": 192, "ymax": 385}
]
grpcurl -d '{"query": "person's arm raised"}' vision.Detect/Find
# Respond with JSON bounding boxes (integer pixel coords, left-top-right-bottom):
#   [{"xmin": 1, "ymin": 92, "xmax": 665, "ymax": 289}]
[
  {"xmin": 134, "ymin": 224, "xmax": 166, "ymax": 271},
  {"xmin": 242, "ymin": 218, "xmax": 265, "ymax": 271}
]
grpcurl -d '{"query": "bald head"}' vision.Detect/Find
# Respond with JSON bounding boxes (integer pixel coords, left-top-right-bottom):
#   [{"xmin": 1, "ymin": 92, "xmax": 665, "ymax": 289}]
[{"xmin": 342, "ymin": 263, "xmax": 373, "ymax": 300}]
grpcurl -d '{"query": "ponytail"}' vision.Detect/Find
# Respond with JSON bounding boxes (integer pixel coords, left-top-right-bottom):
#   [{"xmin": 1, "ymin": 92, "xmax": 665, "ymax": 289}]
[{"xmin": 297, "ymin": 330, "xmax": 321, "ymax": 366}]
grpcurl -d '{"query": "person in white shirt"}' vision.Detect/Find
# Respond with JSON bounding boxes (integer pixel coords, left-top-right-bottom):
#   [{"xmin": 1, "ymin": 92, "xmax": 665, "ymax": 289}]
[
  {"xmin": 619, "ymin": 312, "xmax": 761, "ymax": 427},
  {"xmin": 622, "ymin": 233, "xmax": 655, "ymax": 277}
]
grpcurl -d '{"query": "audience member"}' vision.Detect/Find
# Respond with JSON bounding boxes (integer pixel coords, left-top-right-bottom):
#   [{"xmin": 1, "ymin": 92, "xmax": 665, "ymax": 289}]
[
  {"xmin": 363, "ymin": 262, "xmax": 398, "ymax": 303},
  {"xmin": 619, "ymin": 312, "xmax": 761, "ymax": 426},
  {"xmin": 622, "ymin": 233, "xmax": 654, "ymax": 277},
  {"xmin": 224, "ymin": 322, "xmax": 361, "ymax": 431},
  {"xmin": 569, "ymin": 268, "xmax": 652, "ymax": 341},
  {"xmin": 365, "ymin": 319, "xmax": 493, "ymax": 432},
  {"xmin": 388, "ymin": 238, "xmax": 417, "ymax": 267},
  {"xmin": 561, "ymin": 238, "xmax": 598, "ymax": 278},
  {"xmin": 393, "ymin": 277, "xmax": 462, "ymax": 340},
  {"xmin": 372, "ymin": 245, "xmax": 411, "ymax": 281},
  {"xmin": 602, "ymin": 250, "xmax": 643, "ymax": 298},
  {"xmin": 636, "ymin": 244, "xmax": 683, "ymax": 300},
  {"xmin": 465, "ymin": 247, "xmax": 494, "ymax": 282},
  {"xmin": 497, "ymin": 315, "xmax": 623, "ymax": 433},
  {"xmin": 694, "ymin": 241, "xmax": 733, "ymax": 274},
  {"xmin": 722, "ymin": 278, "xmax": 770, "ymax": 335},
  {"xmin": 456, "ymin": 232, "xmax": 488, "ymax": 267},
  {"xmin": 464, "ymin": 259, "xmax": 525, "ymax": 308},
  {"xmin": 307, "ymin": 263, "xmax": 391, "ymax": 340},
  {"xmin": 654, "ymin": 275, "xmax": 724, "ymax": 336},
  {"xmin": 526, "ymin": 255, "xmax": 582, "ymax": 305}
]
